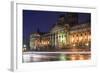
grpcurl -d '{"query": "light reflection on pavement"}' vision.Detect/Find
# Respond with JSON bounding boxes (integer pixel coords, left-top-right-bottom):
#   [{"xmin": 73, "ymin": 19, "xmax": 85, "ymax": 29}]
[{"xmin": 22, "ymin": 52, "xmax": 91, "ymax": 63}]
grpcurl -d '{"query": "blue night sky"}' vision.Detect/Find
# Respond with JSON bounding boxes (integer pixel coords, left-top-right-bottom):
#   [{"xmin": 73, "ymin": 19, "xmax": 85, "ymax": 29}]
[{"xmin": 23, "ymin": 10, "xmax": 90, "ymax": 42}]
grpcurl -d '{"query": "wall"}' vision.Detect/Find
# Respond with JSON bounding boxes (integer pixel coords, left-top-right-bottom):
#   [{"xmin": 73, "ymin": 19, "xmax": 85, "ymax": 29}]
[{"xmin": 0, "ymin": 0, "xmax": 100, "ymax": 73}]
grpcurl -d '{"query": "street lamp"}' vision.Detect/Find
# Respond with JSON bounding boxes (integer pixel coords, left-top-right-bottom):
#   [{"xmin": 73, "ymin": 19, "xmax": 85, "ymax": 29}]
[{"xmin": 23, "ymin": 44, "xmax": 27, "ymax": 51}]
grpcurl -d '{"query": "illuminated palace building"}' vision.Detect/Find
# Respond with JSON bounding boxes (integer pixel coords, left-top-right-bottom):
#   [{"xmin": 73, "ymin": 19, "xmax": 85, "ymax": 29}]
[
  {"xmin": 29, "ymin": 13, "xmax": 91, "ymax": 53},
  {"xmin": 25, "ymin": 13, "xmax": 91, "ymax": 61}
]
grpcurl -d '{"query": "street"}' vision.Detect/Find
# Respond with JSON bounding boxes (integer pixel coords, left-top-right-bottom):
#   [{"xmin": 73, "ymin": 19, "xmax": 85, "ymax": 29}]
[{"xmin": 22, "ymin": 51, "xmax": 91, "ymax": 62}]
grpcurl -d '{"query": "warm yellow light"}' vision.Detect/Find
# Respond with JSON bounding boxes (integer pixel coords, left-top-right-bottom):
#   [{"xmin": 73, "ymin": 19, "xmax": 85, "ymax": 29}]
[
  {"xmin": 42, "ymin": 41, "xmax": 45, "ymax": 45},
  {"xmin": 41, "ymin": 41, "xmax": 43, "ymax": 44},
  {"xmin": 76, "ymin": 37, "xmax": 78, "ymax": 41},
  {"xmin": 73, "ymin": 44, "xmax": 76, "ymax": 47},
  {"xmin": 74, "ymin": 37, "xmax": 78, "ymax": 43},
  {"xmin": 84, "ymin": 35, "xmax": 87, "ymax": 40},
  {"xmin": 79, "ymin": 55, "xmax": 84, "ymax": 60},
  {"xmin": 85, "ymin": 43, "xmax": 89, "ymax": 46},
  {"xmin": 79, "ymin": 36, "xmax": 82, "ymax": 41},
  {"xmin": 47, "ymin": 41, "xmax": 49, "ymax": 44},
  {"xmin": 71, "ymin": 55, "xmax": 76, "ymax": 60},
  {"xmin": 42, "ymin": 41, "xmax": 49, "ymax": 45},
  {"xmin": 71, "ymin": 37, "xmax": 74, "ymax": 43},
  {"xmin": 44, "ymin": 42, "xmax": 46, "ymax": 45}
]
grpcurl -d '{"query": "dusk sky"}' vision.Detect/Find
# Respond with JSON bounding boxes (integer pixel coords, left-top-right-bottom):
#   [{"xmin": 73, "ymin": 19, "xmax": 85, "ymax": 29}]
[{"xmin": 23, "ymin": 10, "xmax": 90, "ymax": 42}]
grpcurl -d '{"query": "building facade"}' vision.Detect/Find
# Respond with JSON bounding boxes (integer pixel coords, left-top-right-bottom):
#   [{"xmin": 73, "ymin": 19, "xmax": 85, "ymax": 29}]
[{"xmin": 29, "ymin": 13, "xmax": 91, "ymax": 51}]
